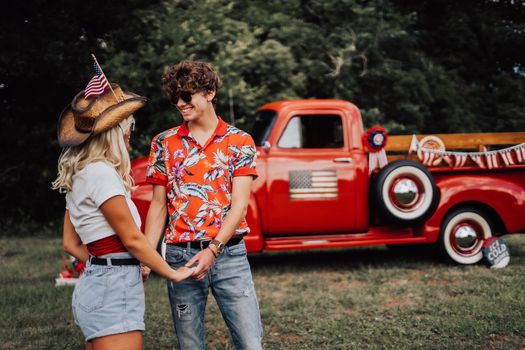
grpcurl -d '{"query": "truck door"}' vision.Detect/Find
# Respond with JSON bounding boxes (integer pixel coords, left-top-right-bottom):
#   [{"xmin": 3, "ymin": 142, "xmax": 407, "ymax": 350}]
[{"xmin": 266, "ymin": 110, "xmax": 360, "ymax": 235}]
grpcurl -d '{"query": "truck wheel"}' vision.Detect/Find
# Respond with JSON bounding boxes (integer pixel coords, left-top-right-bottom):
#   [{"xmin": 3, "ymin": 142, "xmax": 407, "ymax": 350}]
[
  {"xmin": 374, "ymin": 160, "xmax": 438, "ymax": 225},
  {"xmin": 438, "ymin": 208, "xmax": 493, "ymax": 264}
]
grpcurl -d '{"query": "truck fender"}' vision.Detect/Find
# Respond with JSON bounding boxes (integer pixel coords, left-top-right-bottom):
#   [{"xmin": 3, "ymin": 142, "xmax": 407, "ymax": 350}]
[{"xmin": 421, "ymin": 176, "xmax": 525, "ymax": 242}]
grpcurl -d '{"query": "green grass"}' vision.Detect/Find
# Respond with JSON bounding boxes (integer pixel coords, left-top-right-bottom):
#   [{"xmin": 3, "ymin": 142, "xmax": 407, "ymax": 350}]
[{"xmin": 1, "ymin": 235, "xmax": 525, "ymax": 349}]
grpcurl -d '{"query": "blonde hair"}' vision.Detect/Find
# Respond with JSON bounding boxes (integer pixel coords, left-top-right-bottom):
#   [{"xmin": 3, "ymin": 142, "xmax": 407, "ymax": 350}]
[{"xmin": 52, "ymin": 116, "xmax": 135, "ymax": 193}]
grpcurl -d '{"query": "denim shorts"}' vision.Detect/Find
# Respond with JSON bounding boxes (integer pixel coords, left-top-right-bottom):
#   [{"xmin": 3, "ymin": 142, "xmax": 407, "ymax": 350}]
[{"xmin": 71, "ymin": 252, "xmax": 145, "ymax": 342}]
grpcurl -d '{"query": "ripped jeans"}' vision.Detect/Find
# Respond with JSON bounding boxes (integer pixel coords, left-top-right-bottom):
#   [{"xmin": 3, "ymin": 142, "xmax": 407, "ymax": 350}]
[{"xmin": 166, "ymin": 241, "xmax": 263, "ymax": 350}]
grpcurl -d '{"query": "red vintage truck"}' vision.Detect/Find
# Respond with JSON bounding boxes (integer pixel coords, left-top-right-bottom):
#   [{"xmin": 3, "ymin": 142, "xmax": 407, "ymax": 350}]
[{"xmin": 130, "ymin": 100, "xmax": 525, "ymax": 265}]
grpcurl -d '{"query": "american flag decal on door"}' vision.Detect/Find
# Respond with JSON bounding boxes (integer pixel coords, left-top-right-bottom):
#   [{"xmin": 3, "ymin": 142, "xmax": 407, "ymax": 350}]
[{"xmin": 289, "ymin": 170, "xmax": 338, "ymax": 200}]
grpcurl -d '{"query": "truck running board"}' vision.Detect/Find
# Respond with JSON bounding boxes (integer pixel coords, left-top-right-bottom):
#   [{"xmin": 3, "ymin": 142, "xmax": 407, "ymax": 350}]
[{"xmin": 263, "ymin": 228, "xmax": 430, "ymax": 251}]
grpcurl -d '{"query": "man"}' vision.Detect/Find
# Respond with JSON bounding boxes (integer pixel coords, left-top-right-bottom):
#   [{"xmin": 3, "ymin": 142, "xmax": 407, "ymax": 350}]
[{"xmin": 143, "ymin": 60, "xmax": 263, "ymax": 350}]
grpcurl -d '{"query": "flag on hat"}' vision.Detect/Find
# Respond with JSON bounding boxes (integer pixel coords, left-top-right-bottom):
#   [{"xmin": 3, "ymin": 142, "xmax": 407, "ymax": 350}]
[{"xmin": 84, "ymin": 60, "xmax": 109, "ymax": 99}]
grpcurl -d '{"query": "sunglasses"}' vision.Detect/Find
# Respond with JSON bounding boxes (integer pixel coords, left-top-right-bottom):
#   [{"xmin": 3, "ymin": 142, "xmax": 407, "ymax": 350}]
[
  {"xmin": 173, "ymin": 90, "xmax": 194, "ymax": 104},
  {"xmin": 118, "ymin": 120, "xmax": 135, "ymax": 134}
]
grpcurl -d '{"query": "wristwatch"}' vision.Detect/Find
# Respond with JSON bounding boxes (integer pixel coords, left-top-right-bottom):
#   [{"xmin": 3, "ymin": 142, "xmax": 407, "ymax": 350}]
[{"xmin": 209, "ymin": 239, "xmax": 225, "ymax": 254}]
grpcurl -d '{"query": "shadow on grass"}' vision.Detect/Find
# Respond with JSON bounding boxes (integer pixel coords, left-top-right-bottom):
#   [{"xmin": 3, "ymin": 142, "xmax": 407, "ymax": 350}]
[
  {"xmin": 248, "ymin": 235, "xmax": 525, "ymax": 273},
  {"xmin": 248, "ymin": 244, "xmax": 442, "ymax": 272}
]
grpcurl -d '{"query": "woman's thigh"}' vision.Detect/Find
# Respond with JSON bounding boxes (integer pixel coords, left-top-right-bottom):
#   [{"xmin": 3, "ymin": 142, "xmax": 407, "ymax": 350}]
[{"xmin": 91, "ymin": 330, "xmax": 142, "ymax": 350}]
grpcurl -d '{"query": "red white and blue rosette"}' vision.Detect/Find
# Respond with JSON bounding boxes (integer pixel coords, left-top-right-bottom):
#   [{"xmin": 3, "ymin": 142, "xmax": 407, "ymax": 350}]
[
  {"xmin": 364, "ymin": 126, "xmax": 388, "ymax": 152},
  {"xmin": 363, "ymin": 126, "xmax": 389, "ymax": 174}
]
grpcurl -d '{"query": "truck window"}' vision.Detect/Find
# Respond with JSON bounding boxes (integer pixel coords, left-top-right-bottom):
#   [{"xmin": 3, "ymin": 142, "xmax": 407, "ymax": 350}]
[
  {"xmin": 248, "ymin": 110, "xmax": 277, "ymax": 146},
  {"xmin": 278, "ymin": 115, "xmax": 344, "ymax": 149}
]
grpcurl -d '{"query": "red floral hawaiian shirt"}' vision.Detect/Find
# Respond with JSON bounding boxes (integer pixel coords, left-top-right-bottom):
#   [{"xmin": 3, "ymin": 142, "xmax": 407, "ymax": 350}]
[{"xmin": 146, "ymin": 117, "xmax": 257, "ymax": 243}]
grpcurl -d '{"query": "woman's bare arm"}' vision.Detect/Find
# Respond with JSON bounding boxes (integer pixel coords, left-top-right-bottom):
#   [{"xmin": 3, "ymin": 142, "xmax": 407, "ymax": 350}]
[
  {"xmin": 63, "ymin": 210, "xmax": 89, "ymax": 263},
  {"xmin": 100, "ymin": 195, "xmax": 193, "ymax": 282}
]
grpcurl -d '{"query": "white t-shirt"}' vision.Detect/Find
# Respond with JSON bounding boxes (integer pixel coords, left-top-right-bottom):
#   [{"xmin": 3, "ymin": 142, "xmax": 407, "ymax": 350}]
[{"xmin": 65, "ymin": 161, "xmax": 142, "ymax": 244}]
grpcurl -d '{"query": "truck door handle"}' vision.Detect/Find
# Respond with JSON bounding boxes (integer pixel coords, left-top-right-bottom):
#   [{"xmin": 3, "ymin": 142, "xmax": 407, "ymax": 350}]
[{"xmin": 333, "ymin": 157, "xmax": 353, "ymax": 163}]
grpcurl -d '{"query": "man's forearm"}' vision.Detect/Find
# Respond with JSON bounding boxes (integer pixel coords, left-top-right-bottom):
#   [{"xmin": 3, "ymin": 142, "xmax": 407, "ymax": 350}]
[
  {"xmin": 144, "ymin": 184, "xmax": 169, "ymax": 248},
  {"xmin": 214, "ymin": 176, "xmax": 253, "ymax": 244},
  {"xmin": 215, "ymin": 205, "xmax": 247, "ymax": 243}
]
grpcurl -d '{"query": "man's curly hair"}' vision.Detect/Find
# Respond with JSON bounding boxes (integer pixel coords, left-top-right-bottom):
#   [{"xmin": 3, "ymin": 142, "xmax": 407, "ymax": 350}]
[{"xmin": 161, "ymin": 60, "xmax": 222, "ymax": 105}]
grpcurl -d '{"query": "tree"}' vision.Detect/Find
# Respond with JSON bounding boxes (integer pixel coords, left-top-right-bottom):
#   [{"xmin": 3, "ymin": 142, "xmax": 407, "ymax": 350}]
[
  {"xmin": 0, "ymin": 0, "xmax": 158, "ymax": 222},
  {"xmin": 2, "ymin": 0, "xmax": 524, "ymax": 225}
]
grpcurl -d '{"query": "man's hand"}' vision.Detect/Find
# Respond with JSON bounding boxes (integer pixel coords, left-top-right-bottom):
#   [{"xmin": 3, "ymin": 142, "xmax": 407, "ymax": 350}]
[
  {"xmin": 141, "ymin": 264, "xmax": 151, "ymax": 282},
  {"xmin": 185, "ymin": 248, "xmax": 216, "ymax": 280}
]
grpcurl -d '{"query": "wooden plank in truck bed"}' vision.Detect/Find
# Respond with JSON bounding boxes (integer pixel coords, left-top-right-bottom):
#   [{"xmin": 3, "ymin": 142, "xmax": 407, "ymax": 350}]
[{"xmin": 386, "ymin": 132, "xmax": 525, "ymax": 152}]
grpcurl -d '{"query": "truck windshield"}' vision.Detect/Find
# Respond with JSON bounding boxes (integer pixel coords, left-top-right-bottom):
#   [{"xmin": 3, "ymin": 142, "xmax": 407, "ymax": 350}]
[{"xmin": 248, "ymin": 109, "xmax": 277, "ymax": 146}]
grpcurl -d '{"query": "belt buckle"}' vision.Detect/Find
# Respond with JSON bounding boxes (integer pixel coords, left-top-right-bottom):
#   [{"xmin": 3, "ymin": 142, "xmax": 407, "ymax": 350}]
[{"xmin": 199, "ymin": 238, "xmax": 211, "ymax": 250}]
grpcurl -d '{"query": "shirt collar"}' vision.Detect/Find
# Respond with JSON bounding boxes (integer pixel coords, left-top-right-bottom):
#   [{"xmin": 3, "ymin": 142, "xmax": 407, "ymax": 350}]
[
  {"xmin": 215, "ymin": 116, "xmax": 228, "ymax": 136},
  {"xmin": 177, "ymin": 121, "xmax": 190, "ymax": 137},
  {"xmin": 177, "ymin": 116, "xmax": 228, "ymax": 137}
]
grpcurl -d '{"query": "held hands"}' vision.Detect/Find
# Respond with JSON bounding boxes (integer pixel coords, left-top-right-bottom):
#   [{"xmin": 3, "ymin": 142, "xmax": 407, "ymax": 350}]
[
  {"xmin": 184, "ymin": 247, "xmax": 217, "ymax": 281},
  {"xmin": 140, "ymin": 264, "xmax": 197, "ymax": 283},
  {"xmin": 172, "ymin": 265, "xmax": 197, "ymax": 282},
  {"xmin": 142, "ymin": 245, "xmax": 219, "ymax": 283}
]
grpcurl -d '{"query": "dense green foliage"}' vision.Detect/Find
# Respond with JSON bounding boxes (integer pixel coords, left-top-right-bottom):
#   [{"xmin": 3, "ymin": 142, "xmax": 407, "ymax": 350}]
[{"xmin": 1, "ymin": 0, "xmax": 525, "ymax": 223}]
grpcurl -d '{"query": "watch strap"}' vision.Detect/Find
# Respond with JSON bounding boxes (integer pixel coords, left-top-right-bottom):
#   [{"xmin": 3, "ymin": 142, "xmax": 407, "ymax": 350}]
[{"xmin": 210, "ymin": 239, "xmax": 225, "ymax": 253}]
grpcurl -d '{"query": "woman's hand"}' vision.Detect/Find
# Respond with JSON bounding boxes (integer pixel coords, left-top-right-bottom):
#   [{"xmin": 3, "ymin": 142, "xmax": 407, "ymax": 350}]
[
  {"xmin": 171, "ymin": 266, "xmax": 197, "ymax": 282},
  {"xmin": 140, "ymin": 264, "xmax": 151, "ymax": 282}
]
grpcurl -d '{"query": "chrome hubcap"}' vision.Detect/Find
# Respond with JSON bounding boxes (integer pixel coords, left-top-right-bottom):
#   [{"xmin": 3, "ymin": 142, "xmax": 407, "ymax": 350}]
[
  {"xmin": 451, "ymin": 222, "xmax": 482, "ymax": 255},
  {"xmin": 392, "ymin": 178, "xmax": 419, "ymax": 209},
  {"xmin": 454, "ymin": 225, "xmax": 478, "ymax": 250}
]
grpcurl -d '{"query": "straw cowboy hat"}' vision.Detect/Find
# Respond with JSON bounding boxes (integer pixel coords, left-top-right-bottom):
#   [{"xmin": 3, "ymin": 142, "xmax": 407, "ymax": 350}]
[{"xmin": 58, "ymin": 84, "xmax": 147, "ymax": 147}]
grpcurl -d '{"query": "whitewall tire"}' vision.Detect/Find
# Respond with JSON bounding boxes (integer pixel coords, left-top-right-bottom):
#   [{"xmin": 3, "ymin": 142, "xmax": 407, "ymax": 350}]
[
  {"xmin": 439, "ymin": 208, "xmax": 493, "ymax": 265},
  {"xmin": 374, "ymin": 160, "xmax": 438, "ymax": 225}
]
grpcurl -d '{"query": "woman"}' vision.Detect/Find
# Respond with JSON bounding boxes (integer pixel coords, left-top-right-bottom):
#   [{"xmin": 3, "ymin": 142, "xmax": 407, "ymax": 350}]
[{"xmin": 52, "ymin": 84, "xmax": 194, "ymax": 350}]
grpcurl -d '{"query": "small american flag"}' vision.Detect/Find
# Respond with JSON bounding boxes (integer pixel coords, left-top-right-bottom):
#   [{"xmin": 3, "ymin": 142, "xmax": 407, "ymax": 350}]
[
  {"xmin": 84, "ymin": 61, "xmax": 109, "ymax": 99},
  {"xmin": 289, "ymin": 170, "xmax": 338, "ymax": 200}
]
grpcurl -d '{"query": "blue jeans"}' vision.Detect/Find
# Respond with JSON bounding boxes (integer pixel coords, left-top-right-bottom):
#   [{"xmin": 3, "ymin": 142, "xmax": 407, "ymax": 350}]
[{"xmin": 166, "ymin": 241, "xmax": 263, "ymax": 350}]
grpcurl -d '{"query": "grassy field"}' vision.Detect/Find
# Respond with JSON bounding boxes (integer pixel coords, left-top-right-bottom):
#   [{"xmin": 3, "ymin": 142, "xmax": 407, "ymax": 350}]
[{"xmin": 1, "ymin": 234, "xmax": 524, "ymax": 350}]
